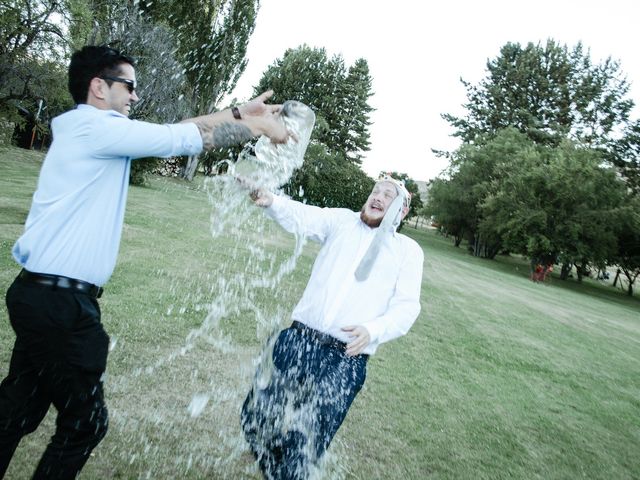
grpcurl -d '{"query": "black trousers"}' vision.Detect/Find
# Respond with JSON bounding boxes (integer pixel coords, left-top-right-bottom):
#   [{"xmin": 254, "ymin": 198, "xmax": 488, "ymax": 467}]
[
  {"xmin": 0, "ymin": 276, "xmax": 109, "ymax": 479},
  {"xmin": 241, "ymin": 323, "xmax": 368, "ymax": 480}
]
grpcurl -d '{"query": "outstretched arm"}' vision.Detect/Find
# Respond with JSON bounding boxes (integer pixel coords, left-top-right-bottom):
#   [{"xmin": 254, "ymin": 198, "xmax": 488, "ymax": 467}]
[
  {"xmin": 235, "ymin": 178, "xmax": 337, "ymax": 243},
  {"xmin": 180, "ymin": 90, "xmax": 289, "ymax": 150},
  {"xmin": 249, "ymin": 188, "xmax": 274, "ymax": 208},
  {"xmin": 233, "ymin": 177, "xmax": 274, "ymax": 208}
]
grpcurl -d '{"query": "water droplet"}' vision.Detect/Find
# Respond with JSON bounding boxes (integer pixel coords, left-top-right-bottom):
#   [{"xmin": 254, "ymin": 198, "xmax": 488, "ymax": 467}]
[{"xmin": 188, "ymin": 394, "xmax": 209, "ymax": 417}]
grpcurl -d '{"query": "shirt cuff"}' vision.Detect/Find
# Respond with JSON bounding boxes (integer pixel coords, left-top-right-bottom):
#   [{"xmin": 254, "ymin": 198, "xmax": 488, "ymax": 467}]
[
  {"xmin": 167, "ymin": 122, "xmax": 203, "ymax": 156},
  {"xmin": 269, "ymin": 194, "xmax": 286, "ymax": 210},
  {"xmin": 362, "ymin": 317, "xmax": 386, "ymax": 344}
]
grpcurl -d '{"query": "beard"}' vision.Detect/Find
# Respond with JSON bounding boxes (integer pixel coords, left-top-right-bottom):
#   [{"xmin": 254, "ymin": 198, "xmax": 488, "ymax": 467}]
[{"xmin": 360, "ymin": 207, "xmax": 383, "ymax": 228}]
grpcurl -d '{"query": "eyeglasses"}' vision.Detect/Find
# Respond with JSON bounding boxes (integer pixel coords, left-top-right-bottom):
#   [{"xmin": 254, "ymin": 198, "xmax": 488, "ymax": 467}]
[{"xmin": 100, "ymin": 76, "xmax": 136, "ymax": 94}]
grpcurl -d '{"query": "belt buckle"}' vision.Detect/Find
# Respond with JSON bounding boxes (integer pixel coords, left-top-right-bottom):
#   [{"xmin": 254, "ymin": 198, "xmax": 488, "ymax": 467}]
[{"xmin": 56, "ymin": 277, "xmax": 73, "ymax": 289}]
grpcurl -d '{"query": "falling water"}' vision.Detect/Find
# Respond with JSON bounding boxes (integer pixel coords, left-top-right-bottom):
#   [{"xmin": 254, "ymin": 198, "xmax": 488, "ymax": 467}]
[{"xmin": 98, "ymin": 102, "xmax": 349, "ymax": 479}]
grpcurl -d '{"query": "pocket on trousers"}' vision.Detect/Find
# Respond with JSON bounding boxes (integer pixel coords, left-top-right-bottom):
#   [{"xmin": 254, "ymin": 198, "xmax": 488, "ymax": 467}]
[
  {"xmin": 69, "ymin": 294, "xmax": 110, "ymax": 374},
  {"xmin": 272, "ymin": 328, "xmax": 300, "ymax": 373}
]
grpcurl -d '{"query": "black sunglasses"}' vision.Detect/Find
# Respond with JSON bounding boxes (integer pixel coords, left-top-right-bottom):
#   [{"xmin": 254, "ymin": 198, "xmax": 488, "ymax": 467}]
[{"xmin": 100, "ymin": 76, "xmax": 136, "ymax": 94}]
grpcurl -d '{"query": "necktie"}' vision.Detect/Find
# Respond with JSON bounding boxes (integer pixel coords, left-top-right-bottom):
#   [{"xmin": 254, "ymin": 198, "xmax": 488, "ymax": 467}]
[{"xmin": 354, "ymin": 193, "xmax": 405, "ymax": 281}]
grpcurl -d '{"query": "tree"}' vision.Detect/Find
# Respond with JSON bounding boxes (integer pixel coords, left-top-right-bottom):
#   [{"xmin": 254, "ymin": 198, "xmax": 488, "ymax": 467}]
[
  {"xmin": 77, "ymin": 0, "xmax": 259, "ymax": 182},
  {"xmin": 424, "ymin": 176, "xmax": 473, "ymax": 247},
  {"xmin": 0, "ymin": 0, "xmax": 74, "ymax": 133},
  {"xmin": 480, "ymin": 135, "xmax": 626, "ymax": 279},
  {"xmin": 612, "ymin": 196, "xmax": 640, "ymax": 296},
  {"xmin": 607, "ymin": 118, "xmax": 640, "ymax": 195},
  {"xmin": 136, "ymin": 0, "xmax": 259, "ymax": 180},
  {"xmin": 0, "ymin": 0, "xmax": 67, "ymax": 76},
  {"xmin": 443, "ymin": 40, "xmax": 634, "ymax": 149},
  {"xmin": 136, "ymin": 0, "xmax": 257, "ymax": 111},
  {"xmin": 427, "ymin": 128, "xmax": 533, "ymax": 257},
  {"xmin": 338, "ymin": 58, "xmax": 374, "ymax": 162},
  {"xmin": 254, "ymin": 45, "xmax": 374, "ymax": 163},
  {"xmin": 231, "ymin": 45, "xmax": 377, "ymax": 208},
  {"xmin": 283, "ymin": 144, "xmax": 374, "ymax": 211}
]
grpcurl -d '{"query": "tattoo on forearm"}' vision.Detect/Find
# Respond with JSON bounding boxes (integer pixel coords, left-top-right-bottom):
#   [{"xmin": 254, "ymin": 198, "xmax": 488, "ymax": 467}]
[{"xmin": 209, "ymin": 122, "xmax": 253, "ymax": 149}]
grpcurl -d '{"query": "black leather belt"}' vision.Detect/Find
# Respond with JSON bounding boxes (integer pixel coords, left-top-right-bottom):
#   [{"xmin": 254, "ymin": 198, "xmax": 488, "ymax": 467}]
[
  {"xmin": 18, "ymin": 269, "xmax": 103, "ymax": 299},
  {"xmin": 291, "ymin": 321, "xmax": 368, "ymax": 359}
]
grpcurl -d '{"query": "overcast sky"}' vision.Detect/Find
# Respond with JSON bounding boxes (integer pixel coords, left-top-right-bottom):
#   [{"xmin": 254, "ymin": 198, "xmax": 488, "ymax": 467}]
[{"xmin": 226, "ymin": 0, "xmax": 640, "ymax": 181}]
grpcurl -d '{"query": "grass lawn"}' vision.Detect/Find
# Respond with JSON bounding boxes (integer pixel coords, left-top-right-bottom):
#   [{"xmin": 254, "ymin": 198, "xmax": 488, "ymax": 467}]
[{"xmin": 1, "ymin": 145, "xmax": 639, "ymax": 479}]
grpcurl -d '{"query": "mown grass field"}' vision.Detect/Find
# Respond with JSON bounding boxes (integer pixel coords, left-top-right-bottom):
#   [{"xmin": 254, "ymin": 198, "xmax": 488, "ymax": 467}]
[{"xmin": 1, "ymin": 145, "xmax": 639, "ymax": 479}]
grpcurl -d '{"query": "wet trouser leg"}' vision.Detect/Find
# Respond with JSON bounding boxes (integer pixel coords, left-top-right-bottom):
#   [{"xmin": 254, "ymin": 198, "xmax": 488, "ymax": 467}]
[
  {"xmin": 0, "ymin": 278, "xmax": 109, "ymax": 479},
  {"xmin": 242, "ymin": 325, "xmax": 367, "ymax": 480}
]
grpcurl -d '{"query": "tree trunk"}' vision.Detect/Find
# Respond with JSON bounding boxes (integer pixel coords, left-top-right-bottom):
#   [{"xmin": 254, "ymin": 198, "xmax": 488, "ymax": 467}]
[
  {"xmin": 486, "ymin": 243, "xmax": 500, "ymax": 259},
  {"xmin": 575, "ymin": 261, "xmax": 589, "ymax": 283},
  {"xmin": 613, "ymin": 269, "xmax": 621, "ymax": 287},
  {"xmin": 575, "ymin": 263, "xmax": 584, "ymax": 283},
  {"xmin": 622, "ymin": 269, "xmax": 638, "ymax": 296},
  {"xmin": 181, "ymin": 155, "xmax": 199, "ymax": 181},
  {"xmin": 471, "ymin": 235, "xmax": 500, "ymax": 259},
  {"xmin": 560, "ymin": 263, "xmax": 571, "ymax": 280}
]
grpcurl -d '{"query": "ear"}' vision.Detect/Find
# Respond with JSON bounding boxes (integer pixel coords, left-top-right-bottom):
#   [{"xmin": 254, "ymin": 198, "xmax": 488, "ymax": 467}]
[
  {"xmin": 401, "ymin": 205, "xmax": 410, "ymax": 220},
  {"xmin": 88, "ymin": 77, "xmax": 107, "ymax": 101}
]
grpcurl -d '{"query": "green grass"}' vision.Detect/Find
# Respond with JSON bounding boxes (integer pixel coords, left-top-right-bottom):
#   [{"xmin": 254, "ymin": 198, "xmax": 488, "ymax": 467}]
[{"xmin": 1, "ymin": 145, "xmax": 639, "ymax": 479}]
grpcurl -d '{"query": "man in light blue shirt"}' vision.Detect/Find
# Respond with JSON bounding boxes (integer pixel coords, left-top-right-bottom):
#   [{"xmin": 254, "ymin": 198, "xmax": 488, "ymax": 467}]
[{"xmin": 0, "ymin": 45, "xmax": 289, "ymax": 479}]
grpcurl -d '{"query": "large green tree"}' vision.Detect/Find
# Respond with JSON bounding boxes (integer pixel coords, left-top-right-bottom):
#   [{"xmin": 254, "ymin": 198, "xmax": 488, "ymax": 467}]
[
  {"xmin": 479, "ymin": 132, "xmax": 626, "ymax": 279},
  {"xmin": 427, "ymin": 127, "xmax": 629, "ymax": 273},
  {"xmin": 427, "ymin": 129, "xmax": 533, "ymax": 257},
  {"xmin": 283, "ymin": 144, "xmax": 374, "ymax": 211},
  {"xmin": 64, "ymin": 0, "xmax": 259, "ymax": 181},
  {"xmin": 432, "ymin": 39, "xmax": 640, "ymax": 289},
  {"xmin": 136, "ymin": 0, "xmax": 258, "ymax": 111},
  {"xmin": 0, "ymin": 0, "xmax": 74, "ymax": 135},
  {"xmin": 443, "ymin": 40, "xmax": 634, "ymax": 148},
  {"xmin": 137, "ymin": 0, "xmax": 259, "ymax": 180},
  {"xmin": 607, "ymin": 118, "xmax": 640, "ymax": 194},
  {"xmin": 424, "ymin": 176, "xmax": 474, "ymax": 247},
  {"xmin": 611, "ymin": 195, "xmax": 640, "ymax": 295},
  {"xmin": 254, "ymin": 45, "xmax": 374, "ymax": 164},
  {"xmin": 247, "ymin": 45, "xmax": 376, "ymax": 208}
]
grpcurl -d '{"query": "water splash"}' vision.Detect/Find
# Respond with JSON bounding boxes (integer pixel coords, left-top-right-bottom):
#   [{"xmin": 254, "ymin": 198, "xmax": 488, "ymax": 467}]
[
  {"xmin": 188, "ymin": 394, "xmax": 210, "ymax": 418},
  {"xmin": 232, "ymin": 100, "xmax": 315, "ymax": 190},
  {"xmin": 103, "ymin": 102, "xmax": 349, "ymax": 479}
]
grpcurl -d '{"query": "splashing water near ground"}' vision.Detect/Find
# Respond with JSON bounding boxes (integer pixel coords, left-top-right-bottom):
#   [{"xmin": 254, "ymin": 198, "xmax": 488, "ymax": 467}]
[{"xmin": 101, "ymin": 104, "xmax": 351, "ymax": 478}]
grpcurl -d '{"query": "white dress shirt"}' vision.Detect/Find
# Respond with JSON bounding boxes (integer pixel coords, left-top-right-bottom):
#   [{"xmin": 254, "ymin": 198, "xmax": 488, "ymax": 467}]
[
  {"xmin": 266, "ymin": 195, "xmax": 423, "ymax": 355},
  {"xmin": 12, "ymin": 104, "xmax": 202, "ymax": 286}
]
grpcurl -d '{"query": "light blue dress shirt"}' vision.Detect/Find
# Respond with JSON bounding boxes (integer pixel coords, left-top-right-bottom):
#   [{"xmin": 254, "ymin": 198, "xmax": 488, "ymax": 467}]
[{"xmin": 12, "ymin": 104, "xmax": 203, "ymax": 286}]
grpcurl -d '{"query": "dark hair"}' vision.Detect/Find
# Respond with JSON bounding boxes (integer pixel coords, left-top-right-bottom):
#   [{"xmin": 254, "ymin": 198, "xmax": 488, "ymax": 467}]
[{"xmin": 68, "ymin": 45, "xmax": 135, "ymax": 104}]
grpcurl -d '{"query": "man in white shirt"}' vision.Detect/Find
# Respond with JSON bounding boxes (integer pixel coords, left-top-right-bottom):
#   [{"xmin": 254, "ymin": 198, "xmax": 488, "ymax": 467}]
[
  {"xmin": 0, "ymin": 45, "xmax": 289, "ymax": 480},
  {"xmin": 241, "ymin": 177, "xmax": 423, "ymax": 479}
]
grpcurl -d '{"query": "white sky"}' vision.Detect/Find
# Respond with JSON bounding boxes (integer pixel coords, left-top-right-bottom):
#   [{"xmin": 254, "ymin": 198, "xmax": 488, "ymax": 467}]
[{"xmin": 227, "ymin": 0, "xmax": 640, "ymax": 181}]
